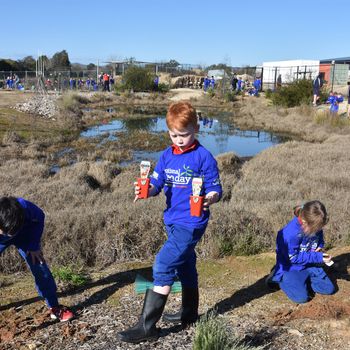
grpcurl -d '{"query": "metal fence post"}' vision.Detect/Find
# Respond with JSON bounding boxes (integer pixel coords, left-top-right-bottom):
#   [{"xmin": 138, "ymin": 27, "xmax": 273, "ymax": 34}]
[{"xmin": 331, "ymin": 60, "xmax": 335, "ymax": 92}]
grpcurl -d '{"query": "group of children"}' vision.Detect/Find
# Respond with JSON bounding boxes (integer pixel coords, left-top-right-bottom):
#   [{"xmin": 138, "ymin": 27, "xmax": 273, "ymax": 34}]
[
  {"xmin": 203, "ymin": 76, "xmax": 215, "ymax": 92},
  {"xmin": 325, "ymin": 87, "xmax": 350, "ymax": 117},
  {"xmin": 326, "ymin": 91, "xmax": 344, "ymax": 115},
  {"xmin": 0, "ymin": 101, "xmax": 336, "ymax": 344}
]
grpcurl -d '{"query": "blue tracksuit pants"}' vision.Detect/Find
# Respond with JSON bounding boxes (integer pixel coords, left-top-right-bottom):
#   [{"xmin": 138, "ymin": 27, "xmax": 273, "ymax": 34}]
[
  {"xmin": 279, "ymin": 266, "xmax": 335, "ymax": 304},
  {"xmin": 153, "ymin": 224, "xmax": 206, "ymax": 288},
  {"xmin": 0, "ymin": 242, "xmax": 58, "ymax": 308}
]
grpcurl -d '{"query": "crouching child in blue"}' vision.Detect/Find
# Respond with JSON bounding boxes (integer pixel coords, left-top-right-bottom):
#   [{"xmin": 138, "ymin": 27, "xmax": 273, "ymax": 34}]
[
  {"xmin": 270, "ymin": 200, "xmax": 335, "ymax": 304},
  {"xmin": 118, "ymin": 101, "xmax": 222, "ymax": 343},
  {"xmin": 0, "ymin": 197, "xmax": 74, "ymax": 322}
]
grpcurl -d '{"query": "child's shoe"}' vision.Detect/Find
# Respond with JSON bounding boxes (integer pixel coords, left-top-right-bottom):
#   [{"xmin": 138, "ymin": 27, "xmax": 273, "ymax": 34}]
[{"xmin": 50, "ymin": 306, "xmax": 74, "ymax": 322}]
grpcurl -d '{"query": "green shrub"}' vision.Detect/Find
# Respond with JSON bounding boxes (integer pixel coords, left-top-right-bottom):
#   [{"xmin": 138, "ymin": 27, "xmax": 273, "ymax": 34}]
[
  {"xmin": 269, "ymin": 79, "xmax": 313, "ymax": 107},
  {"xmin": 52, "ymin": 266, "xmax": 90, "ymax": 287},
  {"xmin": 193, "ymin": 312, "xmax": 264, "ymax": 350},
  {"xmin": 224, "ymin": 91, "xmax": 237, "ymax": 102},
  {"xmin": 207, "ymin": 88, "xmax": 215, "ymax": 98},
  {"xmin": 264, "ymin": 89, "xmax": 273, "ymax": 99},
  {"xmin": 193, "ymin": 312, "xmax": 232, "ymax": 350},
  {"xmin": 121, "ymin": 66, "xmax": 153, "ymax": 92},
  {"xmin": 157, "ymin": 82, "xmax": 170, "ymax": 93}
]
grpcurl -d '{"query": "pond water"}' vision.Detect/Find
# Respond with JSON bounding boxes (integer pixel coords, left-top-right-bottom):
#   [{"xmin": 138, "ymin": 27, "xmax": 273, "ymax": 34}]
[{"xmin": 80, "ymin": 115, "xmax": 289, "ymax": 159}]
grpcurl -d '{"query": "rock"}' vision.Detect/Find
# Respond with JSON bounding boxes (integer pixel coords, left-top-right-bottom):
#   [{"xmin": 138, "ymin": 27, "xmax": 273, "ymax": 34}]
[
  {"xmin": 14, "ymin": 95, "xmax": 59, "ymax": 119},
  {"xmin": 287, "ymin": 328, "xmax": 304, "ymax": 337}
]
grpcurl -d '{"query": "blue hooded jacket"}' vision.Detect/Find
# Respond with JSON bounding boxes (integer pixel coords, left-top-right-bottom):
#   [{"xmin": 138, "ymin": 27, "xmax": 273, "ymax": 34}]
[
  {"xmin": 273, "ymin": 216, "xmax": 324, "ymax": 281},
  {"xmin": 0, "ymin": 198, "xmax": 45, "ymax": 252},
  {"xmin": 150, "ymin": 142, "xmax": 222, "ymax": 228}
]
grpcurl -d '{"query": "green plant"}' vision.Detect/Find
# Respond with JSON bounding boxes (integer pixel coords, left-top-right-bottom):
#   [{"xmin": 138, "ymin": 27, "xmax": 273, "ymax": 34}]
[
  {"xmin": 193, "ymin": 312, "xmax": 264, "ymax": 350},
  {"xmin": 52, "ymin": 266, "xmax": 90, "ymax": 286},
  {"xmin": 224, "ymin": 91, "xmax": 237, "ymax": 102},
  {"xmin": 264, "ymin": 89, "xmax": 273, "ymax": 99},
  {"xmin": 157, "ymin": 82, "xmax": 170, "ymax": 93},
  {"xmin": 268, "ymin": 79, "xmax": 313, "ymax": 107},
  {"xmin": 207, "ymin": 88, "xmax": 215, "ymax": 98},
  {"xmin": 121, "ymin": 65, "xmax": 153, "ymax": 92},
  {"xmin": 193, "ymin": 312, "xmax": 232, "ymax": 350}
]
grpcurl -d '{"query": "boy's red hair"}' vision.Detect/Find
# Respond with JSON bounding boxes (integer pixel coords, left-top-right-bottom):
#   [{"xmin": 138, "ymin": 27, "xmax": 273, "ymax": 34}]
[{"xmin": 166, "ymin": 101, "xmax": 198, "ymax": 130}]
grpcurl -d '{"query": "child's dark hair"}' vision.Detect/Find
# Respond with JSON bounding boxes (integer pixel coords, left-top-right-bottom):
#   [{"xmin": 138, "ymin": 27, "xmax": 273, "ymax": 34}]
[
  {"xmin": 293, "ymin": 200, "xmax": 328, "ymax": 233},
  {"xmin": 0, "ymin": 197, "xmax": 25, "ymax": 235}
]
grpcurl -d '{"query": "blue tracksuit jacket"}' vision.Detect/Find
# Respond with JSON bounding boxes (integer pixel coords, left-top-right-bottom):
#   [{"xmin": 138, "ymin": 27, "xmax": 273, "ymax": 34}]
[
  {"xmin": 0, "ymin": 198, "xmax": 45, "ymax": 252},
  {"xmin": 273, "ymin": 216, "xmax": 324, "ymax": 281},
  {"xmin": 150, "ymin": 142, "xmax": 222, "ymax": 228}
]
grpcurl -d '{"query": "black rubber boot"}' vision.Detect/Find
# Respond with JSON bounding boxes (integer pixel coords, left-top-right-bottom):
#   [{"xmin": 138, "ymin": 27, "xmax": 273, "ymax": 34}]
[
  {"xmin": 117, "ymin": 289, "xmax": 168, "ymax": 343},
  {"xmin": 163, "ymin": 286, "xmax": 199, "ymax": 327}
]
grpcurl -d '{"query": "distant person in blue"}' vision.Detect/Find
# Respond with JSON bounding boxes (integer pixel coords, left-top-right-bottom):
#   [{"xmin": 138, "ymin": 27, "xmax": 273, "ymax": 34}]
[
  {"xmin": 203, "ymin": 76, "xmax": 210, "ymax": 92},
  {"xmin": 237, "ymin": 77, "xmax": 242, "ymax": 92},
  {"xmin": 86, "ymin": 77, "xmax": 91, "ymax": 90},
  {"xmin": 312, "ymin": 74, "xmax": 323, "ymax": 106},
  {"xmin": 153, "ymin": 75, "xmax": 159, "ymax": 91},
  {"xmin": 210, "ymin": 76, "xmax": 215, "ymax": 89},
  {"xmin": 118, "ymin": 101, "xmax": 222, "ymax": 344},
  {"xmin": 0, "ymin": 197, "xmax": 74, "ymax": 322},
  {"xmin": 253, "ymin": 77, "xmax": 261, "ymax": 96},
  {"xmin": 327, "ymin": 92, "xmax": 344, "ymax": 115},
  {"xmin": 268, "ymin": 200, "xmax": 335, "ymax": 304}
]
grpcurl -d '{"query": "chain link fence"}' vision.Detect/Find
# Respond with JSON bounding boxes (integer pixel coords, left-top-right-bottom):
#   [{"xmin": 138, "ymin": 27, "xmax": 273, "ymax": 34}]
[{"xmin": 1, "ymin": 62, "xmax": 349, "ymax": 92}]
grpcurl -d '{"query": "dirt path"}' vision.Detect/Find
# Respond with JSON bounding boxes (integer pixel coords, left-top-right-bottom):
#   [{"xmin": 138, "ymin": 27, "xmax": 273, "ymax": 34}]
[
  {"xmin": 168, "ymin": 88, "xmax": 205, "ymax": 102},
  {"xmin": 1, "ymin": 248, "xmax": 350, "ymax": 349}
]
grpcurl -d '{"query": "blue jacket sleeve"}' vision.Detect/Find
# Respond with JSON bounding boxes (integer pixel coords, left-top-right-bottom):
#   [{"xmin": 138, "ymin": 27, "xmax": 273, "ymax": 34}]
[
  {"xmin": 19, "ymin": 199, "xmax": 45, "ymax": 251},
  {"xmin": 150, "ymin": 153, "xmax": 166, "ymax": 195},
  {"xmin": 287, "ymin": 234, "xmax": 323, "ymax": 265},
  {"xmin": 201, "ymin": 153, "xmax": 222, "ymax": 199}
]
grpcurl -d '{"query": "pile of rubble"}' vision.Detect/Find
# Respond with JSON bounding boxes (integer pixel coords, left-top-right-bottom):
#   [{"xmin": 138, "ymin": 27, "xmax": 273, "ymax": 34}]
[{"xmin": 15, "ymin": 94, "xmax": 59, "ymax": 119}]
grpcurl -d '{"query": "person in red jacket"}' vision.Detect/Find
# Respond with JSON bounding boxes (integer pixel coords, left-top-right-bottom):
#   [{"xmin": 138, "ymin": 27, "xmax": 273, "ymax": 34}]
[{"xmin": 103, "ymin": 73, "xmax": 110, "ymax": 92}]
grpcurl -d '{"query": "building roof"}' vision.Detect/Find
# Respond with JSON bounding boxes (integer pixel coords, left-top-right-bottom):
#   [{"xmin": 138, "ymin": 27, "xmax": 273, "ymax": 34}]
[{"xmin": 320, "ymin": 57, "xmax": 350, "ymax": 64}]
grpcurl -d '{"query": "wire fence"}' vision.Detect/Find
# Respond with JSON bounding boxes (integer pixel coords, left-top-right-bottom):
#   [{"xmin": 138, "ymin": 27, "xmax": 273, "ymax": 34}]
[{"xmin": 0, "ymin": 62, "xmax": 349, "ymax": 92}]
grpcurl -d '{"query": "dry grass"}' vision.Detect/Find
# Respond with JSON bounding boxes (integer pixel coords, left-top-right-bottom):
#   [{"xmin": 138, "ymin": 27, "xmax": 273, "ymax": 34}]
[
  {"xmin": 228, "ymin": 135, "xmax": 350, "ymax": 248},
  {"xmin": 1, "ymin": 93, "xmax": 350, "ymax": 274},
  {"xmin": 0, "ymin": 159, "xmax": 166, "ymax": 272},
  {"xmin": 2, "ymin": 133, "xmax": 350, "ymax": 272},
  {"xmin": 234, "ymin": 97, "xmax": 350, "ymax": 142}
]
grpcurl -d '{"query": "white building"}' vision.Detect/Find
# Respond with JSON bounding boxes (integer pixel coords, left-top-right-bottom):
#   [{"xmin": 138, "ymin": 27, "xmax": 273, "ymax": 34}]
[{"xmin": 260, "ymin": 59, "xmax": 320, "ymax": 89}]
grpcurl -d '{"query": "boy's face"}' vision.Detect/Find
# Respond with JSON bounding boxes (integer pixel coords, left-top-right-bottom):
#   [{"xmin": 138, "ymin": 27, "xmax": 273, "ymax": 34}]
[{"xmin": 169, "ymin": 124, "xmax": 198, "ymax": 151}]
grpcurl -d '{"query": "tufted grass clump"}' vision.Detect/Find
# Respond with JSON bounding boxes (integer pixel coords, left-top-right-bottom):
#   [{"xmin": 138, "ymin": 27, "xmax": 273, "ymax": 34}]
[{"xmin": 193, "ymin": 312, "xmax": 264, "ymax": 350}]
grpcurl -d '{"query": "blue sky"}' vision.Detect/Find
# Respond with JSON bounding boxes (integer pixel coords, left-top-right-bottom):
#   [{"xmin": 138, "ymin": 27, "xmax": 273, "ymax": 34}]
[{"xmin": 1, "ymin": 0, "xmax": 348, "ymax": 66}]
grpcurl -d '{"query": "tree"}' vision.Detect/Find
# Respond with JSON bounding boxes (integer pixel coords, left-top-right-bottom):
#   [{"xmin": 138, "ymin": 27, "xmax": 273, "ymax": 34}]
[
  {"xmin": 87, "ymin": 63, "xmax": 96, "ymax": 71},
  {"xmin": 122, "ymin": 66, "xmax": 153, "ymax": 92},
  {"xmin": 164, "ymin": 59, "xmax": 180, "ymax": 68},
  {"xmin": 50, "ymin": 50, "xmax": 71, "ymax": 71},
  {"xmin": 19, "ymin": 56, "xmax": 36, "ymax": 71},
  {"xmin": 0, "ymin": 59, "xmax": 18, "ymax": 71}
]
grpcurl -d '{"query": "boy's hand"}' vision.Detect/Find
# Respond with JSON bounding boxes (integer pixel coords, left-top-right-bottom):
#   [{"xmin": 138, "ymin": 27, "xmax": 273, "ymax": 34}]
[
  {"xmin": 134, "ymin": 182, "xmax": 141, "ymax": 202},
  {"xmin": 134, "ymin": 182, "xmax": 155, "ymax": 202},
  {"xmin": 26, "ymin": 250, "xmax": 45, "ymax": 265},
  {"xmin": 315, "ymin": 247, "xmax": 323, "ymax": 252},
  {"xmin": 203, "ymin": 192, "xmax": 220, "ymax": 211}
]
